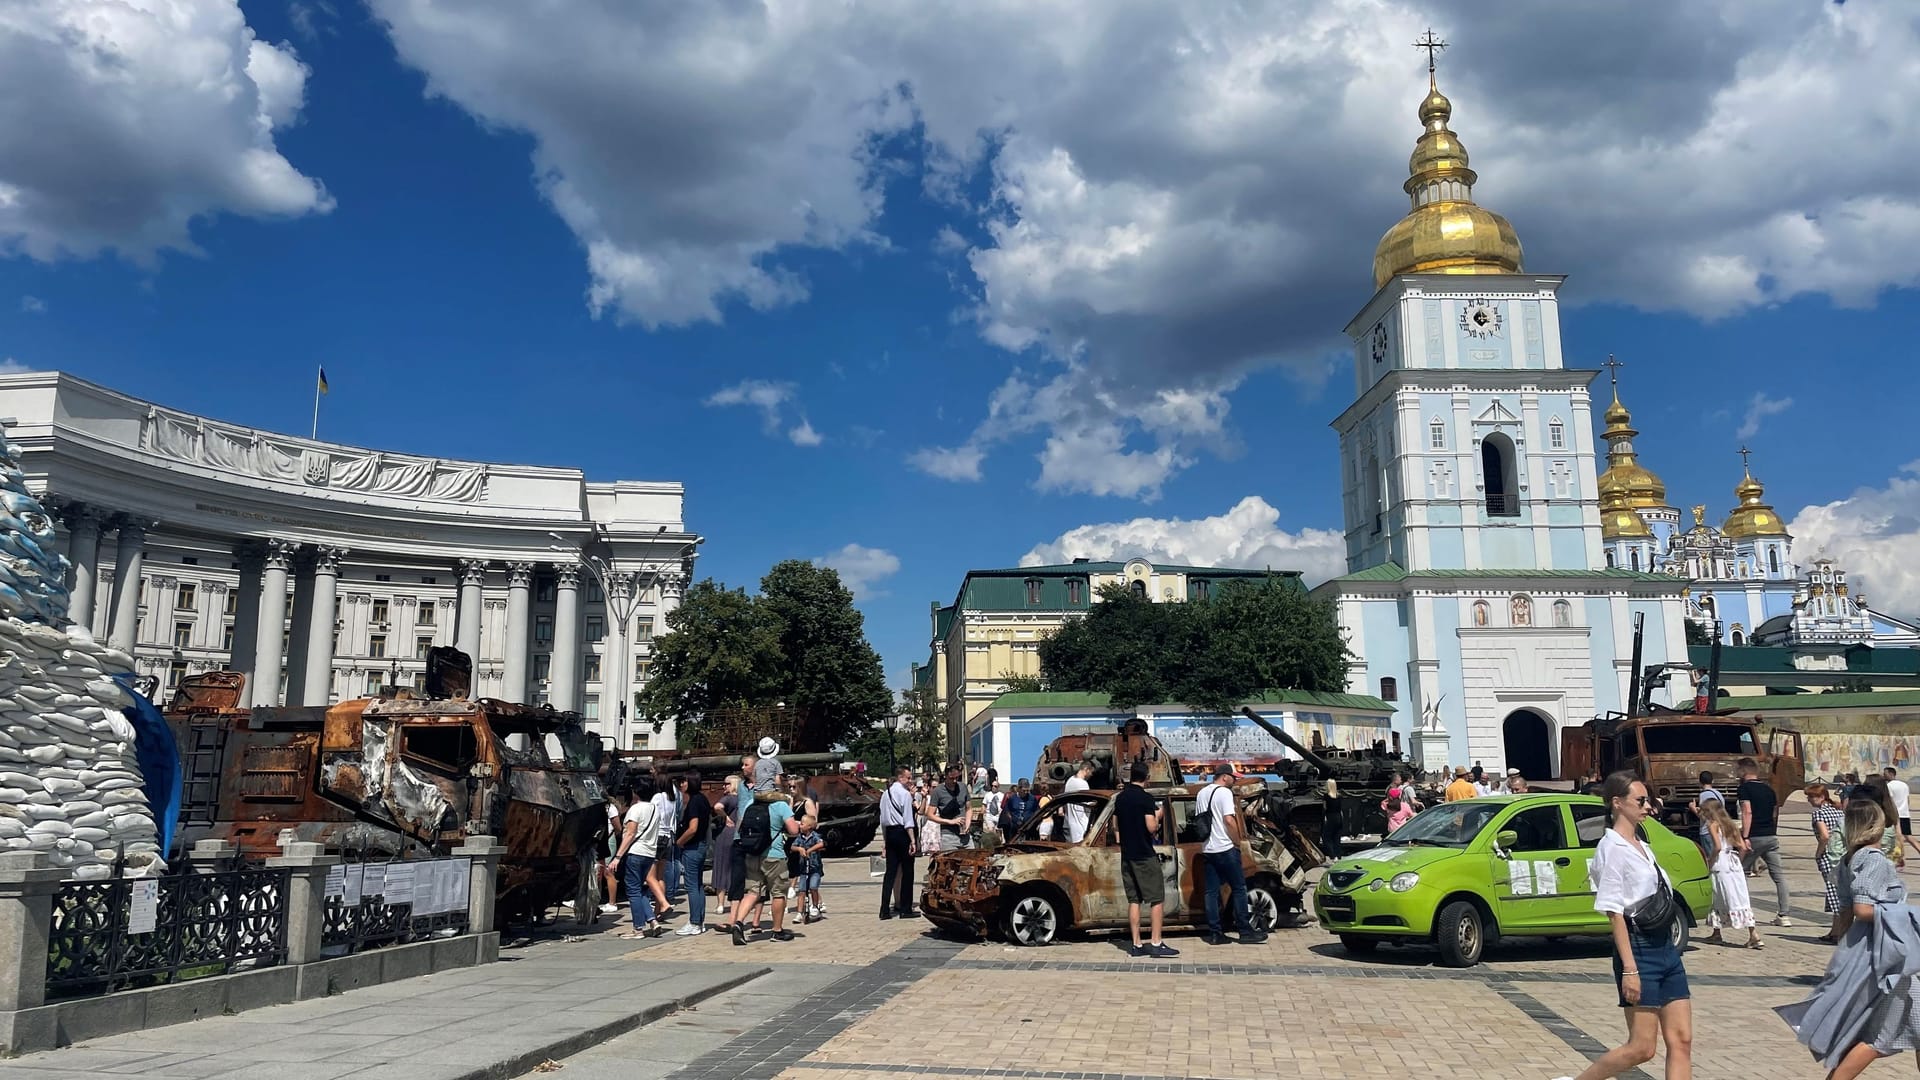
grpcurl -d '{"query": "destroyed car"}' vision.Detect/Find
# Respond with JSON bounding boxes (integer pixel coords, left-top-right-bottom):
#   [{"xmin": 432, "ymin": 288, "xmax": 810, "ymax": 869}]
[
  {"xmin": 922, "ymin": 781, "xmax": 1315, "ymax": 946},
  {"xmin": 1314, "ymin": 793, "xmax": 1711, "ymax": 967}
]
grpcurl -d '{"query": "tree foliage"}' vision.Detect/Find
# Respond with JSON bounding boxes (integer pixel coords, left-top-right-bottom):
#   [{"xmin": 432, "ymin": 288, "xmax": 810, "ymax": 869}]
[
  {"xmin": 638, "ymin": 561, "xmax": 893, "ymax": 751},
  {"xmin": 997, "ymin": 671, "xmax": 1047, "ymax": 694},
  {"xmin": 843, "ymin": 687, "xmax": 947, "ymax": 777},
  {"xmin": 1038, "ymin": 576, "xmax": 1351, "ymax": 713},
  {"xmin": 1684, "ymin": 620, "xmax": 1715, "ymax": 647}
]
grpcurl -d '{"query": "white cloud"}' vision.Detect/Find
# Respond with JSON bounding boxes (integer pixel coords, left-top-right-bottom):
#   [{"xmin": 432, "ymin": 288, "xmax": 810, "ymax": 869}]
[
  {"xmin": 1789, "ymin": 462, "xmax": 1920, "ymax": 619},
  {"xmin": 932, "ymin": 225, "xmax": 969, "ymax": 256},
  {"xmin": 0, "ymin": 1, "xmax": 330, "ymax": 262},
  {"xmin": 704, "ymin": 379, "xmax": 825, "ymax": 447},
  {"xmin": 814, "ymin": 543, "xmax": 902, "ymax": 599},
  {"xmin": 368, "ymin": 2, "xmax": 1920, "ymax": 494},
  {"xmin": 0, "ymin": 358, "xmax": 34, "ymax": 374},
  {"xmin": 907, "ymin": 444, "xmax": 985, "ymax": 483},
  {"xmin": 19, "ymin": 296, "xmax": 43, "ymax": 314},
  {"xmin": 787, "ymin": 419, "xmax": 824, "ymax": 447},
  {"xmin": 1736, "ymin": 393, "xmax": 1793, "ymax": 441},
  {"xmin": 1021, "ymin": 495, "xmax": 1347, "ymax": 586}
]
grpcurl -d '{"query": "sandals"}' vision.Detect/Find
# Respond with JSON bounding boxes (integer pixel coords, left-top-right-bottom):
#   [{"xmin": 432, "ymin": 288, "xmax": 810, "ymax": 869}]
[{"xmin": 1746, "ymin": 939, "xmax": 1765, "ymax": 949}]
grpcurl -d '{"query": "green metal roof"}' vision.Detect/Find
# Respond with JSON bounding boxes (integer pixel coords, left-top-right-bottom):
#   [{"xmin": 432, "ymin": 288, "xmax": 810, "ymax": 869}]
[
  {"xmin": 1697, "ymin": 644, "xmax": 1920, "ymax": 677},
  {"xmin": 1723, "ymin": 690, "xmax": 1920, "ymax": 712},
  {"xmin": 1333, "ymin": 561, "xmax": 1675, "ymax": 584},
  {"xmin": 988, "ymin": 688, "xmax": 1394, "ymax": 712}
]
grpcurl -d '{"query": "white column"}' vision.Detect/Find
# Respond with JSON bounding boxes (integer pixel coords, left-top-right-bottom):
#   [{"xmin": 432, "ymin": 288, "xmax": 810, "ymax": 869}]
[
  {"xmin": 550, "ymin": 562, "xmax": 581, "ymax": 712},
  {"xmin": 252, "ymin": 539, "xmax": 298, "ymax": 706},
  {"xmin": 283, "ymin": 554, "xmax": 316, "ymax": 700},
  {"xmin": 455, "ymin": 560, "xmax": 487, "ymax": 658},
  {"xmin": 302, "ymin": 546, "xmax": 347, "ymax": 705},
  {"xmin": 64, "ymin": 507, "xmax": 103, "ymax": 621},
  {"xmin": 107, "ymin": 520, "xmax": 152, "ymax": 652},
  {"xmin": 502, "ymin": 562, "xmax": 534, "ymax": 703}
]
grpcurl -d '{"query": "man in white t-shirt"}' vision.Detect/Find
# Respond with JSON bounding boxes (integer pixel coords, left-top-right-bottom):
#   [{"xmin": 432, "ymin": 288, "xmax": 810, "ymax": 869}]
[
  {"xmin": 1199, "ymin": 763, "xmax": 1264, "ymax": 946},
  {"xmin": 1063, "ymin": 762, "xmax": 1093, "ymax": 843},
  {"xmin": 1885, "ymin": 768, "xmax": 1920, "ymax": 858}
]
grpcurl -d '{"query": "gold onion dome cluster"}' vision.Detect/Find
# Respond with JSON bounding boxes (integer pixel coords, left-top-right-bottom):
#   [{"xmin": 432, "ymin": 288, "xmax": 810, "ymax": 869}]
[
  {"xmin": 1600, "ymin": 488, "xmax": 1652, "ymax": 540},
  {"xmin": 1372, "ymin": 78, "xmax": 1525, "ymax": 288},
  {"xmin": 1723, "ymin": 469, "xmax": 1787, "ymax": 539},
  {"xmin": 1595, "ymin": 393, "xmax": 1668, "ymax": 512}
]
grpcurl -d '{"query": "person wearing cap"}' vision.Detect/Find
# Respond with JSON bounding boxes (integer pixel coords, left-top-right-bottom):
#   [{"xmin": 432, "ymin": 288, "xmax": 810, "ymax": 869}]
[
  {"xmin": 753, "ymin": 737, "xmax": 782, "ymax": 793},
  {"xmin": 1508, "ymin": 769, "xmax": 1531, "ymax": 795},
  {"xmin": 1445, "ymin": 766, "xmax": 1478, "ymax": 802},
  {"xmin": 1199, "ymin": 763, "xmax": 1264, "ymax": 946}
]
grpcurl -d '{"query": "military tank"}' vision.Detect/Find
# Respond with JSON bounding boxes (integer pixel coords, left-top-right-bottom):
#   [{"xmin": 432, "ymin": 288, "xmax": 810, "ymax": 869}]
[{"xmin": 1239, "ymin": 706, "xmax": 1422, "ymax": 840}]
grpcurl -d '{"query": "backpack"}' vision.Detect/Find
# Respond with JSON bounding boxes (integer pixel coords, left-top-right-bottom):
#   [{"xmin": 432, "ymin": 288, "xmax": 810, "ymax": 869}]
[{"xmin": 737, "ymin": 799, "xmax": 775, "ymax": 856}]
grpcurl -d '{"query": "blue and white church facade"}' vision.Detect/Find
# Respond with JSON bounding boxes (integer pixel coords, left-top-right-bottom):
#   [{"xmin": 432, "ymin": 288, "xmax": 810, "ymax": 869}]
[{"xmin": 1311, "ymin": 70, "xmax": 1695, "ymax": 780}]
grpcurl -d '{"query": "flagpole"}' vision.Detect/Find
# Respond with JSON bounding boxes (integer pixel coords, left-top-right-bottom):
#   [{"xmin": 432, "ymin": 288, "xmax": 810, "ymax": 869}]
[{"xmin": 311, "ymin": 367, "xmax": 321, "ymax": 440}]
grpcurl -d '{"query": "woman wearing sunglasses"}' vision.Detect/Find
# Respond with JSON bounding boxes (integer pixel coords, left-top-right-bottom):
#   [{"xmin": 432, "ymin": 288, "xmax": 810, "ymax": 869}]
[{"xmin": 1557, "ymin": 771, "xmax": 1692, "ymax": 1080}]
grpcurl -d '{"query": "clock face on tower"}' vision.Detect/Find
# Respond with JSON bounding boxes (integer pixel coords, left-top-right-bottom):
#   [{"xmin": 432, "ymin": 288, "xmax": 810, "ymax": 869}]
[
  {"xmin": 1370, "ymin": 322, "xmax": 1389, "ymax": 364},
  {"xmin": 1459, "ymin": 298, "xmax": 1503, "ymax": 339}
]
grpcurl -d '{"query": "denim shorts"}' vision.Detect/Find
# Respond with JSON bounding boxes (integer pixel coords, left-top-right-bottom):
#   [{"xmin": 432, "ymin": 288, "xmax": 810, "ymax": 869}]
[{"xmin": 1613, "ymin": 930, "xmax": 1689, "ymax": 1009}]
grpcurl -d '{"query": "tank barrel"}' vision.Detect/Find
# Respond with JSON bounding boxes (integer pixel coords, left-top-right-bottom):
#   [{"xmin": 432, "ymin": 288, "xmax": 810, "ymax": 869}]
[
  {"xmin": 1240, "ymin": 706, "xmax": 1334, "ymax": 777},
  {"xmin": 629, "ymin": 751, "xmax": 846, "ymax": 772}
]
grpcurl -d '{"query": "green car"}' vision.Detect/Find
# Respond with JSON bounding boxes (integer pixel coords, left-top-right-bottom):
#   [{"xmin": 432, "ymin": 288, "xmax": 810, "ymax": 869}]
[{"xmin": 1314, "ymin": 793, "xmax": 1711, "ymax": 967}]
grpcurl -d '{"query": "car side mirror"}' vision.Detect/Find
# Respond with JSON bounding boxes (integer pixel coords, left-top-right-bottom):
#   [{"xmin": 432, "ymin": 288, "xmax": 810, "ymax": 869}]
[{"xmin": 1494, "ymin": 829, "xmax": 1519, "ymax": 859}]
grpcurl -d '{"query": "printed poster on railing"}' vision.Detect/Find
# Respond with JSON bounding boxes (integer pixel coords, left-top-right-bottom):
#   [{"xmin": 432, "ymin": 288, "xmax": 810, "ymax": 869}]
[
  {"xmin": 384, "ymin": 863, "xmax": 416, "ymax": 908},
  {"xmin": 127, "ymin": 879, "xmax": 159, "ymax": 935},
  {"xmin": 362, "ymin": 864, "xmax": 386, "ymax": 902}
]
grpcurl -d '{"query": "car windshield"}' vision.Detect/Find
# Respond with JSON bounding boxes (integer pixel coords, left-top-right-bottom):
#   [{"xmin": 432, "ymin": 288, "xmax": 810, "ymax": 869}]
[
  {"xmin": 1639, "ymin": 724, "xmax": 1757, "ymax": 756},
  {"xmin": 1386, "ymin": 801, "xmax": 1504, "ymax": 847}
]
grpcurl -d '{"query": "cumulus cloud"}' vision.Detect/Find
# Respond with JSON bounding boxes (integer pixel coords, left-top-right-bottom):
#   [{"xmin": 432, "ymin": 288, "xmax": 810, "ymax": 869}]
[
  {"xmin": 1789, "ymin": 462, "xmax": 1920, "ymax": 619},
  {"xmin": 704, "ymin": 379, "xmax": 824, "ymax": 447},
  {"xmin": 1735, "ymin": 393, "xmax": 1793, "ymax": 441},
  {"xmin": 907, "ymin": 444, "xmax": 985, "ymax": 483},
  {"xmin": 814, "ymin": 543, "xmax": 902, "ymax": 599},
  {"xmin": 370, "ymin": 1, "xmax": 1920, "ymax": 494},
  {"xmin": 0, "ymin": 358, "xmax": 35, "ymax": 374},
  {"xmin": 1021, "ymin": 495, "xmax": 1347, "ymax": 586},
  {"xmin": 0, "ymin": 1, "xmax": 330, "ymax": 262},
  {"xmin": 19, "ymin": 296, "xmax": 44, "ymax": 314}
]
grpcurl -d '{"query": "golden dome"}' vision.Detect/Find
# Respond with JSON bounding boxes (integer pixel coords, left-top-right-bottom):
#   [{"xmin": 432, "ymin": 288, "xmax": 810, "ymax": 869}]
[
  {"xmin": 1594, "ymin": 387, "xmax": 1670, "ymax": 510},
  {"xmin": 1723, "ymin": 467, "xmax": 1789, "ymax": 539},
  {"xmin": 1600, "ymin": 487, "xmax": 1652, "ymax": 540},
  {"xmin": 1372, "ymin": 77, "xmax": 1525, "ymax": 288}
]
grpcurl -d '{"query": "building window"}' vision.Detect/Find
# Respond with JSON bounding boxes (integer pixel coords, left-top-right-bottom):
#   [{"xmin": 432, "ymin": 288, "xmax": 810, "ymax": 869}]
[
  {"xmin": 176, "ymin": 583, "xmax": 196, "ymax": 611},
  {"xmin": 1768, "ymin": 548, "xmax": 1781, "ymax": 575},
  {"xmin": 1552, "ymin": 599, "xmax": 1572, "ymax": 627},
  {"xmin": 585, "ymin": 616, "xmax": 604, "ymax": 642},
  {"xmin": 371, "ymin": 599, "xmax": 389, "ymax": 624},
  {"xmin": 535, "ymin": 615, "xmax": 554, "ymax": 645},
  {"xmin": 585, "ymin": 655, "xmax": 602, "ymax": 683},
  {"xmin": 587, "ymin": 581, "xmax": 604, "ymax": 604},
  {"xmin": 635, "ymin": 658, "xmax": 650, "ymax": 682},
  {"xmin": 533, "ymin": 653, "xmax": 551, "ymax": 682},
  {"xmin": 221, "ymin": 624, "xmax": 235, "ymax": 652},
  {"xmin": 417, "ymin": 601, "xmax": 435, "ymax": 625},
  {"xmin": 369, "ymin": 634, "xmax": 387, "ymax": 659},
  {"xmin": 1631, "ymin": 548, "xmax": 1642, "ymax": 571},
  {"xmin": 1066, "ymin": 579, "xmax": 1083, "ymax": 605},
  {"xmin": 172, "ymin": 621, "xmax": 192, "ymax": 649},
  {"xmin": 1130, "ymin": 579, "xmax": 1147, "ymax": 600},
  {"xmin": 1429, "ymin": 419, "xmax": 1445, "ymax": 450},
  {"xmin": 365, "ymin": 672, "xmax": 383, "ymax": 695},
  {"xmin": 1379, "ymin": 676, "xmax": 1397, "ymax": 702},
  {"xmin": 1548, "ymin": 417, "xmax": 1566, "ymax": 450},
  {"xmin": 1481, "ymin": 432, "xmax": 1520, "ymax": 517},
  {"xmin": 1025, "ymin": 579, "xmax": 1042, "ymax": 606},
  {"xmin": 224, "ymin": 590, "xmax": 238, "ymax": 616},
  {"xmin": 167, "ymin": 660, "xmax": 187, "ymax": 688},
  {"xmin": 1731, "ymin": 627, "xmax": 1746, "ymax": 647},
  {"xmin": 1193, "ymin": 579, "xmax": 1211, "ymax": 602},
  {"xmin": 631, "ymin": 733, "xmax": 649, "ymax": 750},
  {"xmin": 1605, "ymin": 549, "xmax": 1615, "ymax": 568},
  {"xmin": 181, "ymin": 556, "xmax": 197, "ymax": 565},
  {"xmin": 421, "ymin": 576, "xmax": 436, "ymax": 585},
  {"xmin": 636, "ymin": 618, "xmax": 653, "ymax": 642},
  {"xmin": 536, "ymin": 577, "xmax": 555, "ymax": 603},
  {"xmin": 583, "ymin": 694, "xmax": 599, "ymax": 720},
  {"xmin": 1471, "ymin": 600, "xmax": 1490, "ymax": 627},
  {"xmin": 416, "ymin": 636, "xmax": 434, "ymax": 659}
]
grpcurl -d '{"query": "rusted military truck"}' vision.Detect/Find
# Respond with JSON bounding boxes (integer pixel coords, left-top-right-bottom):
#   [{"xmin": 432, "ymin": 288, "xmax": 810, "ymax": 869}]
[
  {"xmin": 165, "ymin": 649, "xmax": 608, "ymax": 925},
  {"xmin": 610, "ymin": 749, "xmax": 880, "ymax": 855},
  {"xmin": 1560, "ymin": 712, "xmax": 1804, "ymax": 832}
]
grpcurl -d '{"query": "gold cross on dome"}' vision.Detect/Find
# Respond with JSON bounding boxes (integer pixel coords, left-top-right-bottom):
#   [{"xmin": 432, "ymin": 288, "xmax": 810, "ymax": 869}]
[
  {"xmin": 1414, "ymin": 29, "xmax": 1448, "ymax": 76},
  {"xmin": 1738, "ymin": 445, "xmax": 1753, "ymax": 469}
]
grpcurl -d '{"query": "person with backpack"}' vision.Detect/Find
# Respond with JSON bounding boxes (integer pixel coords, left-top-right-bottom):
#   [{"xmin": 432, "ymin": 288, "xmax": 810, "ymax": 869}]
[{"xmin": 729, "ymin": 787, "xmax": 799, "ymax": 946}]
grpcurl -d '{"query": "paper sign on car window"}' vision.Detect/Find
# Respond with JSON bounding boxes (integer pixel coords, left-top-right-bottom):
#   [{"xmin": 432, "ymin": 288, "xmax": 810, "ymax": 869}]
[
  {"xmin": 1507, "ymin": 860, "xmax": 1532, "ymax": 895},
  {"xmin": 1532, "ymin": 861, "xmax": 1558, "ymax": 896}
]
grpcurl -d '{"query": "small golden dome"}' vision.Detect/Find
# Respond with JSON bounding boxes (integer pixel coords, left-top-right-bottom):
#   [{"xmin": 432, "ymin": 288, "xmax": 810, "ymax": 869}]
[
  {"xmin": 1594, "ymin": 389, "xmax": 1669, "ymax": 510},
  {"xmin": 1600, "ymin": 488, "xmax": 1652, "ymax": 540},
  {"xmin": 1372, "ymin": 76, "xmax": 1524, "ymax": 288},
  {"xmin": 1723, "ymin": 468, "xmax": 1790, "ymax": 539}
]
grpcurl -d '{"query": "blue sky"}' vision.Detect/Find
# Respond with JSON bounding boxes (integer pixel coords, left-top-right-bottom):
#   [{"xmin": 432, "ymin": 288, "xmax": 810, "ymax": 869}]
[{"xmin": 3, "ymin": 1, "xmax": 1918, "ymax": 689}]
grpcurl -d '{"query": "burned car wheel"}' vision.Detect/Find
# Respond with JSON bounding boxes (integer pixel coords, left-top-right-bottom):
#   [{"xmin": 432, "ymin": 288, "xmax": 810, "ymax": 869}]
[
  {"xmin": 1002, "ymin": 891, "xmax": 1063, "ymax": 946},
  {"xmin": 1247, "ymin": 881, "xmax": 1282, "ymax": 933}
]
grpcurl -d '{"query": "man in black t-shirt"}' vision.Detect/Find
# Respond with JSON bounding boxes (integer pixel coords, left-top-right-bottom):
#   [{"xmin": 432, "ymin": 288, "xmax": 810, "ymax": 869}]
[
  {"xmin": 674, "ymin": 774, "xmax": 714, "ymax": 936},
  {"xmin": 1115, "ymin": 761, "xmax": 1178, "ymax": 959},
  {"xmin": 1737, "ymin": 757, "xmax": 1790, "ymax": 926}
]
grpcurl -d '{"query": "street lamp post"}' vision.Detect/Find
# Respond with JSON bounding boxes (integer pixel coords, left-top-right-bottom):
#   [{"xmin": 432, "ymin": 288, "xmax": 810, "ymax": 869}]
[{"xmin": 883, "ymin": 709, "xmax": 900, "ymax": 776}]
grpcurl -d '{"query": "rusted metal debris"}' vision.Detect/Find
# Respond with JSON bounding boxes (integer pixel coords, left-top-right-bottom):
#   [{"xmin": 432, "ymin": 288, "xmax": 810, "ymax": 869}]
[{"xmin": 608, "ymin": 749, "xmax": 879, "ymax": 855}]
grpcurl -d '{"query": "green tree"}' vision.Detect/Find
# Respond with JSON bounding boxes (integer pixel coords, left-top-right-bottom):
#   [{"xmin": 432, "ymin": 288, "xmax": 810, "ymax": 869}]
[
  {"xmin": 636, "ymin": 580, "xmax": 782, "ymax": 734},
  {"xmin": 1038, "ymin": 575, "xmax": 1350, "ymax": 713},
  {"xmin": 842, "ymin": 687, "xmax": 946, "ymax": 776},
  {"xmin": 758, "ymin": 560, "xmax": 895, "ymax": 749},
  {"xmin": 997, "ymin": 671, "xmax": 1047, "ymax": 693},
  {"xmin": 1684, "ymin": 620, "xmax": 1715, "ymax": 647}
]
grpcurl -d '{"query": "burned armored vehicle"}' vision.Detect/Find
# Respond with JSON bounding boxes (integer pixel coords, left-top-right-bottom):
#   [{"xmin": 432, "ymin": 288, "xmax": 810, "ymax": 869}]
[
  {"xmin": 1032, "ymin": 719, "xmax": 1179, "ymax": 798},
  {"xmin": 166, "ymin": 649, "xmax": 607, "ymax": 925},
  {"xmin": 922, "ymin": 779, "xmax": 1318, "ymax": 945},
  {"xmin": 1240, "ymin": 707, "xmax": 1418, "ymax": 840}
]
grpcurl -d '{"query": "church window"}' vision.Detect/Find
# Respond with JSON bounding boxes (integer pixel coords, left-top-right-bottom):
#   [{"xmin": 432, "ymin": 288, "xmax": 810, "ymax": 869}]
[
  {"xmin": 1548, "ymin": 418, "xmax": 1565, "ymax": 450},
  {"xmin": 1429, "ymin": 419, "xmax": 1445, "ymax": 450},
  {"xmin": 1552, "ymin": 599, "xmax": 1572, "ymax": 627},
  {"xmin": 1025, "ymin": 579, "xmax": 1042, "ymax": 606},
  {"xmin": 1066, "ymin": 579, "xmax": 1083, "ymax": 605},
  {"xmin": 1731, "ymin": 626, "xmax": 1746, "ymax": 647},
  {"xmin": 1768, "ymin": 548, "xmax": 1781, "ymax": 576},
  {"xmin": 1471, "ymin": 601, "xmax": 1490, "ymax": 627},
  {"xmin": 1379, "ymin": 676, "xmax": 1397, "ymax": 702},
  {"xmin": 1631, "ymin": 549, "xmax": 1641, "ymax": 571},
  {"xmin": 1481, "ymin": 433, "xmax": 1520, "ymax": 517},
  {"xmin": 1605, "ymin": 550, "xmax": 1615, "ymax": 568},
  {"xmin": 1130, "ymin": 579, "xmax": 1146, "ymax": 600},
  {"xmin": 1510, "ymin": 595, "xmax": 1533, "ymax": 627},
  {"xmin": 1367, "ymin": 454, "xmax": 1384, "ymax": 534}
]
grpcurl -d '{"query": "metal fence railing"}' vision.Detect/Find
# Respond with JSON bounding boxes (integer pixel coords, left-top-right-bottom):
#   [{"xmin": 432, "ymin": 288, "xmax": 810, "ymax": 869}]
[{"xmin": 45, "ymin": 865, "xmax": 291, "ymax": 1000}]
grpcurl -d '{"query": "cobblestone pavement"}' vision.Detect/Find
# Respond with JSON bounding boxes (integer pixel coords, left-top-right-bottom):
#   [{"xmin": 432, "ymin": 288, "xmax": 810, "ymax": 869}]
[{"xmin": 575, "ymin": 808, "xmax": 1876, "ymax": 1080}]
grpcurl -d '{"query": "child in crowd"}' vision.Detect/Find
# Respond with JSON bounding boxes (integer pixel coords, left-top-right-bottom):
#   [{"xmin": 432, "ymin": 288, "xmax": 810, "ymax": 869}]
[{"xmin": 793, "ymin": 815, "xmax": 826, "ymax": 924}]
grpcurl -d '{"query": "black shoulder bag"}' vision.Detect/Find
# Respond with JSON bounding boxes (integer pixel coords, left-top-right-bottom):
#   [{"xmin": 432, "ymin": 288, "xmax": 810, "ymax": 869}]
[{"xmin": 1622, "ymin": 842, "xmax": 1678, "ymax": 935}]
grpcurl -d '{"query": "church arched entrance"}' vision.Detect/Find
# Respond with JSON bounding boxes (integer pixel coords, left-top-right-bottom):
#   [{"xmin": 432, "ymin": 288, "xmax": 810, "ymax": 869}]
[{"xmin": 1502, "ymin": 710, "xmax": 1554, "ymax": 780}]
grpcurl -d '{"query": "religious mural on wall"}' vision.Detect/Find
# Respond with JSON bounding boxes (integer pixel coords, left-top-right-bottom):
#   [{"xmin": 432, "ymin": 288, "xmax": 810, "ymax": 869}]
[{"xmin": 1789, "ymin": 712, "xmax": 1920, "ymax": 779}]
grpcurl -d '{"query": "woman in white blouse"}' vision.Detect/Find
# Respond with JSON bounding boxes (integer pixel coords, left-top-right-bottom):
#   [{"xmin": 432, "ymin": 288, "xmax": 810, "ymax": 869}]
[{"xmin": 1558, "ymin": 771, "xmax": 1693, "ymax": 1080}]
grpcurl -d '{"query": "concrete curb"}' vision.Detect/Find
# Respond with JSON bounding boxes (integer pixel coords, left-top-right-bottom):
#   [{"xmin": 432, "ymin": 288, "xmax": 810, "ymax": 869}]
[{"xmin": 446, "ymin": 965, "xmax": 772, "ymax": 1080}]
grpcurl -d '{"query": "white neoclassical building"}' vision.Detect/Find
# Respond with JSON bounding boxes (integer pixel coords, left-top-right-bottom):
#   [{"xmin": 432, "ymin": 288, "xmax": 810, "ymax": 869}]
[{"xmin": 0, "ymin": 370, "xmax": 699, "ymax": 751}]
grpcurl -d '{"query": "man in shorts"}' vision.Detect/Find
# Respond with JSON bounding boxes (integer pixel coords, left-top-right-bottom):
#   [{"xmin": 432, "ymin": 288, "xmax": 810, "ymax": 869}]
[
  {"xmin": 734, "ymin": 789, "xmax": 800, "ymax": 944},
  {"xmin": 1115, "ymin": 761, "xmax": 1177, "ymax": 958}
]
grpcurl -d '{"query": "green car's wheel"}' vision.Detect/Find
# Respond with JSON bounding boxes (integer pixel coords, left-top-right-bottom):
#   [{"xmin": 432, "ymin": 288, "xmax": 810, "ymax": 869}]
[
  {"xmin": 1435, "ymin": 900, "xmax": 1486, "ymax": 967},
  {"xmin": 1338, "ymin": 934, "xmax": 1378, "ymax": 954},
  {"xmin": 1669, "ymin": 915, "xmax": 1690, "ymax": 953}
]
